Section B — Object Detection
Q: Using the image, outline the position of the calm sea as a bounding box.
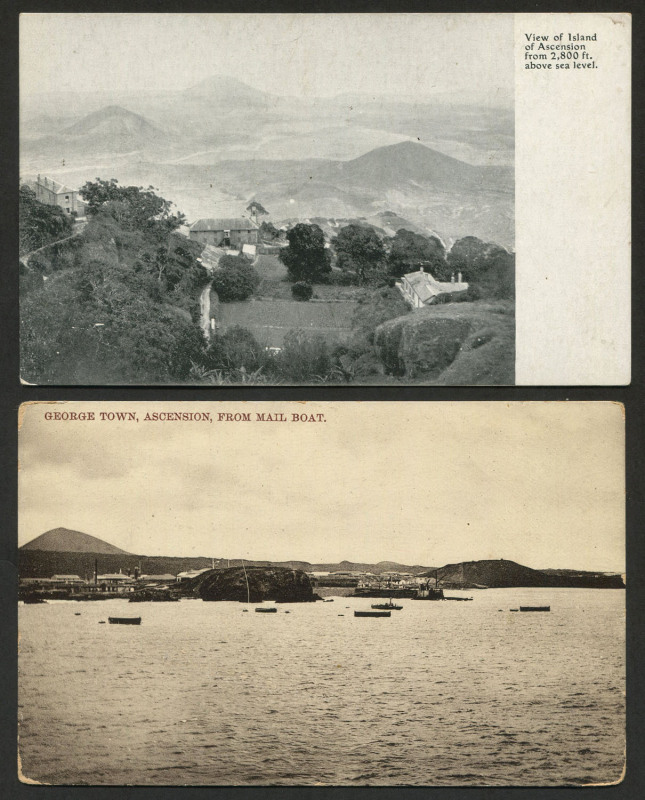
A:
[18,588,625,786]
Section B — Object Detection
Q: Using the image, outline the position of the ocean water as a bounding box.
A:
[18,588,625,786]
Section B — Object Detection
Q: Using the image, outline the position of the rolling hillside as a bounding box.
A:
[20,76,514,247]
[427,559,625,589]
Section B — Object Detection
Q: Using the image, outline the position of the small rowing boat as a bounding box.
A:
[108,616,142,625]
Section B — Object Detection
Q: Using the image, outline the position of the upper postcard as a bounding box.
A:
[19,13,631,385]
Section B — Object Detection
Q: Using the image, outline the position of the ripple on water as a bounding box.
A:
[18,590,625,786]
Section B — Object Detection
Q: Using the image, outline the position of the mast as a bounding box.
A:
[241,558,250,604]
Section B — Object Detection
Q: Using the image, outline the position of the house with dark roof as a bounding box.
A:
[189,217,259,248]
[396,267,468,309]
[34,175,86,217]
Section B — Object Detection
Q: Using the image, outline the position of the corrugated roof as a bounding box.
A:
[190,217,258,232]
[198,244,226,271]
[403,270,468,303]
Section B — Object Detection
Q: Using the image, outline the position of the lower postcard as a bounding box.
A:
[17,401,625,786]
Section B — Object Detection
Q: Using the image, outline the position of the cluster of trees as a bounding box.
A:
[276,221,514,301]
[19,186,73,256]
[21,180,209,383]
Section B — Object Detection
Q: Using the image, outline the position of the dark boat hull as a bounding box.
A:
[371,604,403,610]
[108,617,142,625]
[354,610,391,618]
[519,606,550,612]
[255,607,278,613]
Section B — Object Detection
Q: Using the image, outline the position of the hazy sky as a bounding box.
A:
[20,13,513,99]
[19,402,624,572]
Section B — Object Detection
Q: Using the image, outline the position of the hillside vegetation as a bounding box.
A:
[20,181,209,384]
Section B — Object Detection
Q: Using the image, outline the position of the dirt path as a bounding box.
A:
[20,221,86,271]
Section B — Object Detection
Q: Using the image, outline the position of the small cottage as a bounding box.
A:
[397,267,468,308]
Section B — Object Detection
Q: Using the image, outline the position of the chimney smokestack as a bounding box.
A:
[458,272,462,283]
[94,559,98,585]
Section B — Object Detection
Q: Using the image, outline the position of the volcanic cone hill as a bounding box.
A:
[180,566,319,603]
[21,528,131,554]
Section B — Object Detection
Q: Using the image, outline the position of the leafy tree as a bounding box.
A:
[259,221,281,241]
[291,281,313,301]
[332,224,385,282]
[211,255,260,301]
[447,237,515,299]
[246,200,269,217]
[387,229,447,279]
[19,186,72,255]
[279,223,331,283]
[79,179,185,234]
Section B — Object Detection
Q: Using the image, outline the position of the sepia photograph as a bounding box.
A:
[19,14,517,385]
[18,401,625,785]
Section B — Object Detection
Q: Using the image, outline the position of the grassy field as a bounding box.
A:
[254,254,365,302]
[217,298,357,348]
[211,253,361,347]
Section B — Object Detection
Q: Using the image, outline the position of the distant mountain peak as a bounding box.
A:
[64,105,162,136]
[21,528,131,555]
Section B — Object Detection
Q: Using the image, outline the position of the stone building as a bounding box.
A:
[189,217,259,248]
[34,175,86,217]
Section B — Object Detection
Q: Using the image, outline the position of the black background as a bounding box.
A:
[1,1,642,798]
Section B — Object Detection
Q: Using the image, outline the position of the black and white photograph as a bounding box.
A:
[18,401,625,786]
[19,14,516,385]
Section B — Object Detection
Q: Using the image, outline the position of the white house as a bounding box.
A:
[397,267,468,309]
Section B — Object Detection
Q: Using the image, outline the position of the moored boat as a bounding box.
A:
[354,610,391,618]
[255,607,277,613]
[371,601,403,610]
[519,606,550,612]
[108,616,142,625]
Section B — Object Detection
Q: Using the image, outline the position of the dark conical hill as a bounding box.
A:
[21,528,131,555]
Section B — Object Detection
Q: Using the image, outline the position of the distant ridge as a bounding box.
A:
[21,528,131,555]
[423,559,625,589]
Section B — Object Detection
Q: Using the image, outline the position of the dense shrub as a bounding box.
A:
[433,285,483,304]
[291,281,313,301]
[320,270,359,287]
[205,326,265,372]
[271,331,332,382]
[211,255,260,301]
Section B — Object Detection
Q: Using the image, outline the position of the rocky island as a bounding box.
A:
[179,565,320,603]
